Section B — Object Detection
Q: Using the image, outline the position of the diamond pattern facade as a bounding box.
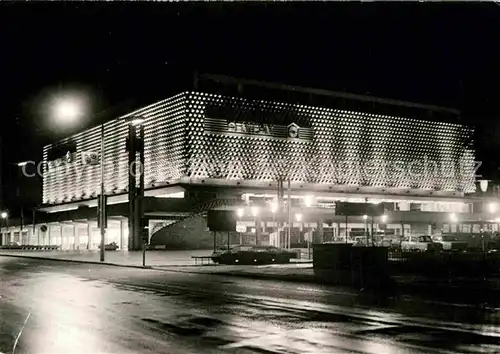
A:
[42,91,475,205]
[186,92,475,192]
[43,93,189,204]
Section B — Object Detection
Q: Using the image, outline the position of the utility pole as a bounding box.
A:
[99,123,106,262]
[277,178,284,248]
[139,123,146,266]
[127,123,137,251]
[287,177,292,249]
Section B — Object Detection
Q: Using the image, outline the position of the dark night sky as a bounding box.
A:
[0,2,499,211]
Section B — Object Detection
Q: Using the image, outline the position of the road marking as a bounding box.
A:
[12,312,31,354]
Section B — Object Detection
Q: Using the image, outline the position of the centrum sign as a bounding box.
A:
[228,121,271,135]
[204,117,313,140]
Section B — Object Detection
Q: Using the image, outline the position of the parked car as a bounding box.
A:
[212,245,296,265]
[432,235,467,252]
[98,242,119,251]
[401,235,442,252]
[374,238,395,248]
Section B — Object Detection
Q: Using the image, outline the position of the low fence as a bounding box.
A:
[313,244,390,288]
[389,249,500,278]
[0,245,60,251]
[291,248,313,260]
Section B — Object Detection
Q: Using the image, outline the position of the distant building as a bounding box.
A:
[0,75,496,249]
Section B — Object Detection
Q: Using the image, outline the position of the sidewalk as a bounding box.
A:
[0,249,311,268]
[0,249,213,267]
[159,262,316,282]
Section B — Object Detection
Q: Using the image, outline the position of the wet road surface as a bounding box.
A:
[1,256,500,353]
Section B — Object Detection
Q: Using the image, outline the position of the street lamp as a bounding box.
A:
[251,206,260,245]
[363,214,368,244]
[304,195,313,208]
[51,96,107,260]
[270,202,278,246]
[380,214,388,244]
[1,211,8,242]
[53,97,83,123]
[237,208,244,244]
[13,161,30,236]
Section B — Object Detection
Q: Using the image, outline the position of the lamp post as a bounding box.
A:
[51,95,147,261]
[363,214,368,245]
[303,195,311,245]
[270,201,277,246]
[251,206,259,245]
[380,214,388,247]
[488,202,498,234]
[50,96,114,258]
[295,213,303,257]
[99,123,106,262]
[15,161,29,241]
[1,211,8,244]
[237,208,244,245]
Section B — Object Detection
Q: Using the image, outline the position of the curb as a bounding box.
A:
[0,253,151,270]
[0,252,318,283]
[0,253,200,270]
[155,268,319,284]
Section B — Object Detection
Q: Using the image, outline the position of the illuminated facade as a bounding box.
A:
[42,91,475,205]
[3,83,493,250]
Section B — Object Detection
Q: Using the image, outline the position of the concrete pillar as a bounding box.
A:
[314,219,324,244]
[74,225,79,250]
[120,219,127,250]
[60,225,64,249]
[428,224,432,236]
[48,226,53,246]
[87,222,92,250]
[255,216,261,245]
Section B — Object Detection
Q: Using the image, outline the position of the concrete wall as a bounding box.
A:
[150,216,214,249]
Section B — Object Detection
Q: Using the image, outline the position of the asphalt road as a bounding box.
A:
[1,257,500,354]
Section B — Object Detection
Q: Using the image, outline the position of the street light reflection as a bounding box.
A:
[14,274,119,354]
